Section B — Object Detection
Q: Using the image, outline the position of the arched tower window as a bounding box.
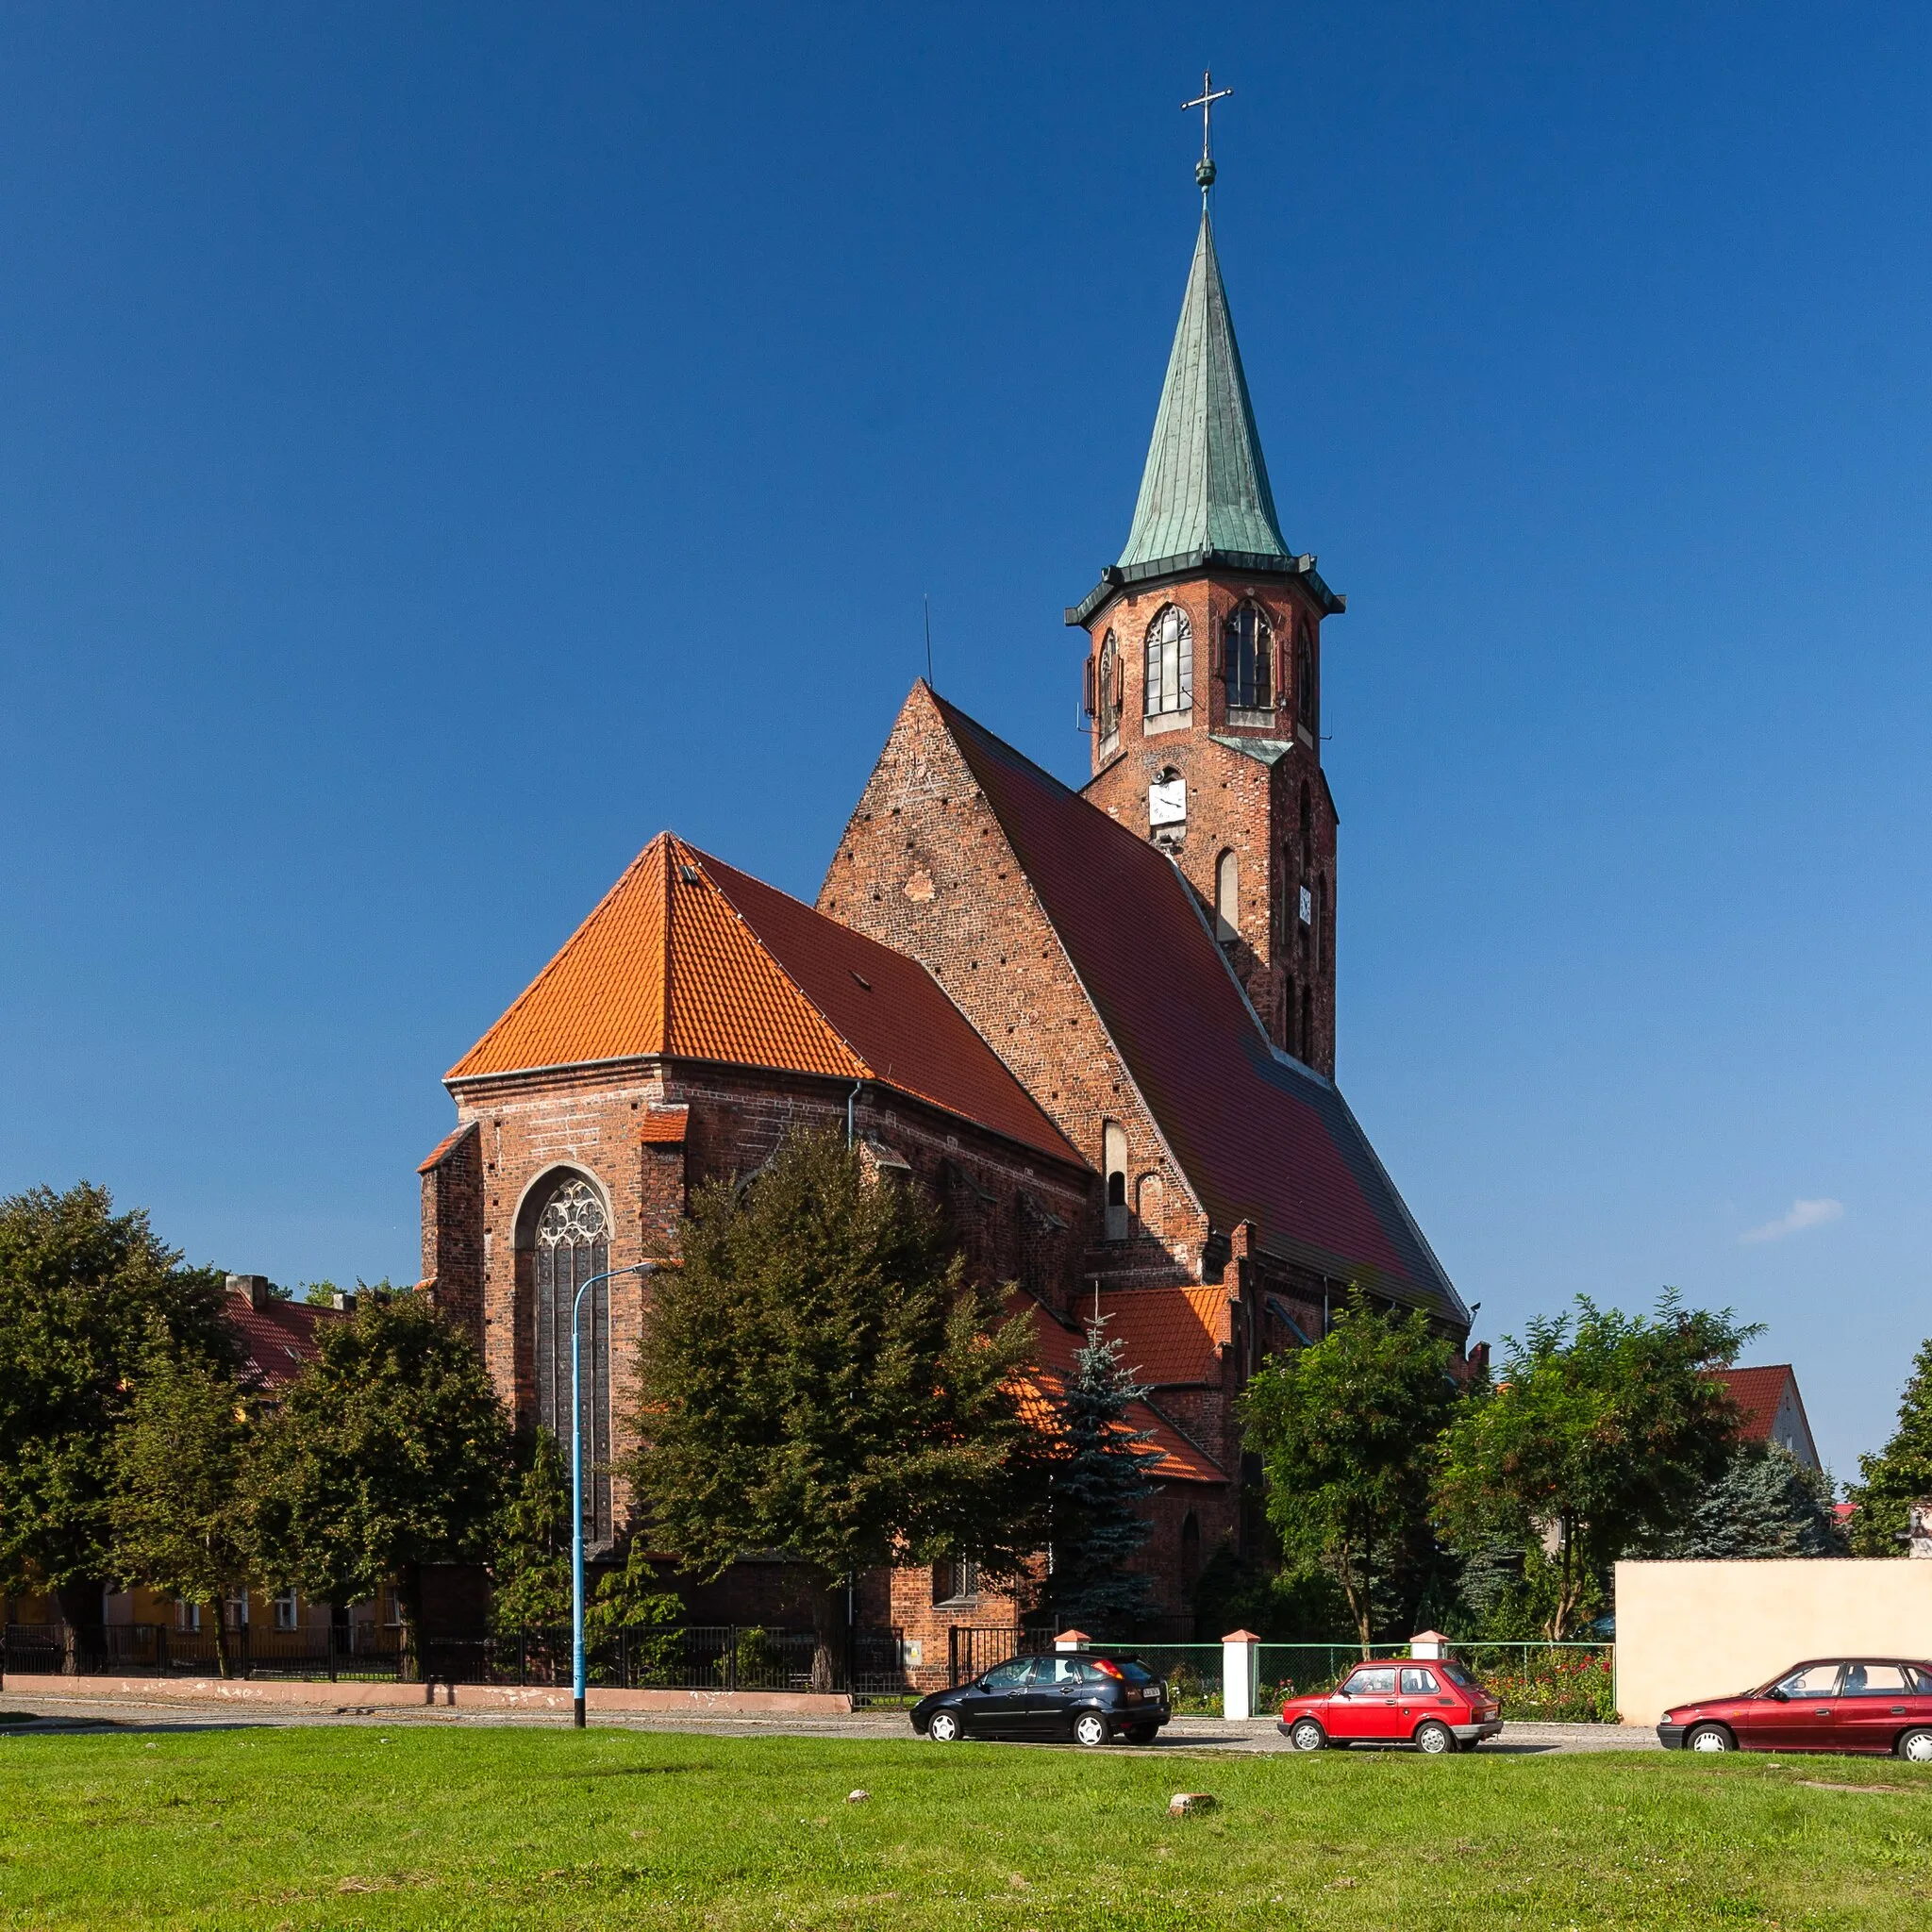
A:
[1103,1121,1128,1241]
[529,1172,613,1550]
[1295,621,1318,737]
[1223,604,1272,711]
[1096,631,1120,739]
[1137,1172,1165,1237]
[1143,605,1193,717]
[1215,849,1240,941]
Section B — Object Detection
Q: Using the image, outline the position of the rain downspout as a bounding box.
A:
[846,1079,862,1148]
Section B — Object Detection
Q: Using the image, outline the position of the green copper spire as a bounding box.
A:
[1115,210,1291,572]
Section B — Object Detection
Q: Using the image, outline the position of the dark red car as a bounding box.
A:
[1657,1657,1932,1759]
[1277,1657,1503,1755]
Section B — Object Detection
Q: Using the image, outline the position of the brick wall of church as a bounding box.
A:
[1078,574,1339,1076]
[816,687,1212,1301]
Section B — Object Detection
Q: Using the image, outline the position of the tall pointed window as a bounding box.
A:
[1295,621,1318,737]
[530,1173,613,1550]
[1215,849,1240,941]
[1103,1121,1128,1241]
[1097,630,1120,740]
[1224,604,1272,711]
[1143,605,1192,717]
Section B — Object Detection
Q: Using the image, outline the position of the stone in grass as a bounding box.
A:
[1167,1792,1218,1816]
[846,1790,870,1804]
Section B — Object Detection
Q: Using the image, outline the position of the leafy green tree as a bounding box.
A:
[1845,1337,1932,1556]
[108,1345,258,1674]
[1650,1443,1843,1559]
[251,1291,512,1641]
[587,1539,685,1683]
[1242,1291,1461,1655]
[1435,1292,1755,1638]
[489,1427,571,1634]
[1047,1320,1160,1630]
[0,1182,231,1623]
[629,1130,1043,1642]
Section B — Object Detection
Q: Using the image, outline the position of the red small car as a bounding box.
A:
[1278,1657,1503,1755]
[1658,1657,1932,1759]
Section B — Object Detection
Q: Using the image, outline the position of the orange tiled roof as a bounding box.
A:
[1706,1364,1799,1444]
[448,834,1078,1165]
[1097,1285,1231,1386]
[1010,1299,1224,1485]
[225,1290,345,1394]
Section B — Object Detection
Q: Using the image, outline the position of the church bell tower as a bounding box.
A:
[1071,116,1344,1075]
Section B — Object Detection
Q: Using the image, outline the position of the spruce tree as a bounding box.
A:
[489,1427,571,1634]
[1651,1443,1843,1559]
[1846,1337,1932,1556]
[1047,1320,1160,1631]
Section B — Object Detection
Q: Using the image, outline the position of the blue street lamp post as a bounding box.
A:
[572,1259,653,1729]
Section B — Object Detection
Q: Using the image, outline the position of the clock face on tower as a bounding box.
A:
[1149,775,1187,827]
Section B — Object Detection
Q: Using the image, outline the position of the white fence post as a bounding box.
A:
[1221,1628,1260,1721]
[1409,1628,1447,1659]
[1055,1628,1091,1653]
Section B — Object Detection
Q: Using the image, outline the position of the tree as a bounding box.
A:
[251,1291,512,1641]
[0,1182,231,1623]
[1047,1320,1161,1630]
[489,1427,571,1634]
[1844,1337,1932,1556]
[108,1345,258,1674]
[1242,1291,1461,1655]
[1650,1443,1843,1559]
[628,1130,1043,1645]
[1434,1291,1755,1639]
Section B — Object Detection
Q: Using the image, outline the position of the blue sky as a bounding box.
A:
[3,3,1928,1476]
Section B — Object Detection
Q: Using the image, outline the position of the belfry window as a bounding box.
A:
[1143,605,1192,717]
[1295,622,1318,737]
[1215,849,1240,940]
[531,1173,613,1550]
[1096,631,1120,739]
[1224,605,1272,711]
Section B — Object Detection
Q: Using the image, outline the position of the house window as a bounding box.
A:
[1143,605,1192,717]
[273,1589,299,1632]
[1103,1121,1128,1241]
[1224,605,1272,710]
[1215,850,1240,940]
[175,1600,201,1633]
[933,1555,979,1606]
[529,1172,613,1551]
[1295,622,1317,736]
[1096,631,1120,739]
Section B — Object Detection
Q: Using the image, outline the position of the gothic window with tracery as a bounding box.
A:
[1097,631,1121,739]
[531,1173,613,1550]
[1143,605,1192,717]
[1295,622,1318,736]
[1224,604,1272,710]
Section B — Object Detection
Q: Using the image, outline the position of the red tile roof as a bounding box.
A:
[225,1290,344,1393]
[449,833,1078,1166]
[928,692,1463,1321]
[639,1105,690,1144]
[1707,1365,1804,1445]
[1098,1286,1231,1386]
[1011,1299,1224,1484]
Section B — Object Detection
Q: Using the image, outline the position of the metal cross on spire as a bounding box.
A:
[1182,69,1234,193]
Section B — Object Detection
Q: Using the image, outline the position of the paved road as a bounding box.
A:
[0,1691,1657,1754]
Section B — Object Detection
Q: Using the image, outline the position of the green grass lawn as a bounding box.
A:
[1,1724,1928,1929]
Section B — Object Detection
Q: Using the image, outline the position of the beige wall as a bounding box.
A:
[1615,1559,1932,1725]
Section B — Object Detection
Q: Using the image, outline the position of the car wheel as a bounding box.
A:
[927,1710,960,1743]
[1072,1711,1110,1748]
[1124,1724,1158,1744]
[1686,1724,1735,1754]
[1897,1728,1932,1764]
[1414,1721,1454,1757]
[1287,1717,1326,1752]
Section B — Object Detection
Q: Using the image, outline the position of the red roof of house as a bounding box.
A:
[448,832,1078,1166]
[225,1290,343,1392]
[1011,1300,1224,1484]
[928,691,1463,1321]
[1097,1286,1231,1386]
[1707,1365,1811,1446]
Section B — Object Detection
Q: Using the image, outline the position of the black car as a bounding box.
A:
[910,1650,1172,1746]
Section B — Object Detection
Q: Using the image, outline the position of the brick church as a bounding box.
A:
[417,188,1470,1670]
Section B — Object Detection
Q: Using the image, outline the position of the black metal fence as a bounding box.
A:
[3,1622,907,1696]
